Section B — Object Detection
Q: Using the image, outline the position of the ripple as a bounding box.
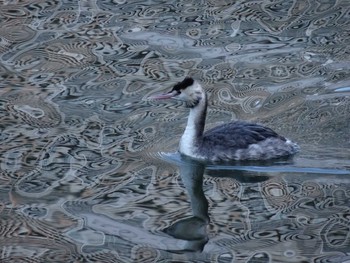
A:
[1,0,350,262]
[334,87,350,92]
[5,93,62,128]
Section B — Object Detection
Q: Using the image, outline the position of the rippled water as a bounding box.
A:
[1,0,350,262]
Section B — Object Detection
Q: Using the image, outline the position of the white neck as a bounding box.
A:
[179,92,207,158]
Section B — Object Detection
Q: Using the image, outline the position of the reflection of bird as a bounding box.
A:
[151,77,299,161]
[163,157,209,252]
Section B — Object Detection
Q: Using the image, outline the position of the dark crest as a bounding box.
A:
[172,77,194,92]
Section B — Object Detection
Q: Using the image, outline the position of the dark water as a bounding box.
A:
[1,0,350,262]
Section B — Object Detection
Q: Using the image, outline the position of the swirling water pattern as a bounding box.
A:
[0,0,350,262]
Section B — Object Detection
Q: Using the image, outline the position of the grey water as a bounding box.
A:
[0,0,350,262]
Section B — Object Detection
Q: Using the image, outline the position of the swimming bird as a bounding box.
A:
[151,77,299,162]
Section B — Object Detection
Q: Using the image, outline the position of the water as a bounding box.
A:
[0,0,350,262]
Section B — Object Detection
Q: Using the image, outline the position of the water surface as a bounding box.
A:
[0,0,350,262]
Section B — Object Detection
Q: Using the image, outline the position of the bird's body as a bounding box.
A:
[151,77,299,162]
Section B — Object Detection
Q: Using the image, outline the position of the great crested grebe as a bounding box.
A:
[151,77,299,162]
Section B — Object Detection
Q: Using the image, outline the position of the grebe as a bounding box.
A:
[151,77,299,162]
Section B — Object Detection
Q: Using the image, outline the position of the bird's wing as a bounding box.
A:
[203,121,285,149]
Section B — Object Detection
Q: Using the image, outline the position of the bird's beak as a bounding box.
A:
[149,90,178,100]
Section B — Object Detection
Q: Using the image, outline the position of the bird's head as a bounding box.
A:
[150,77,205,108]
